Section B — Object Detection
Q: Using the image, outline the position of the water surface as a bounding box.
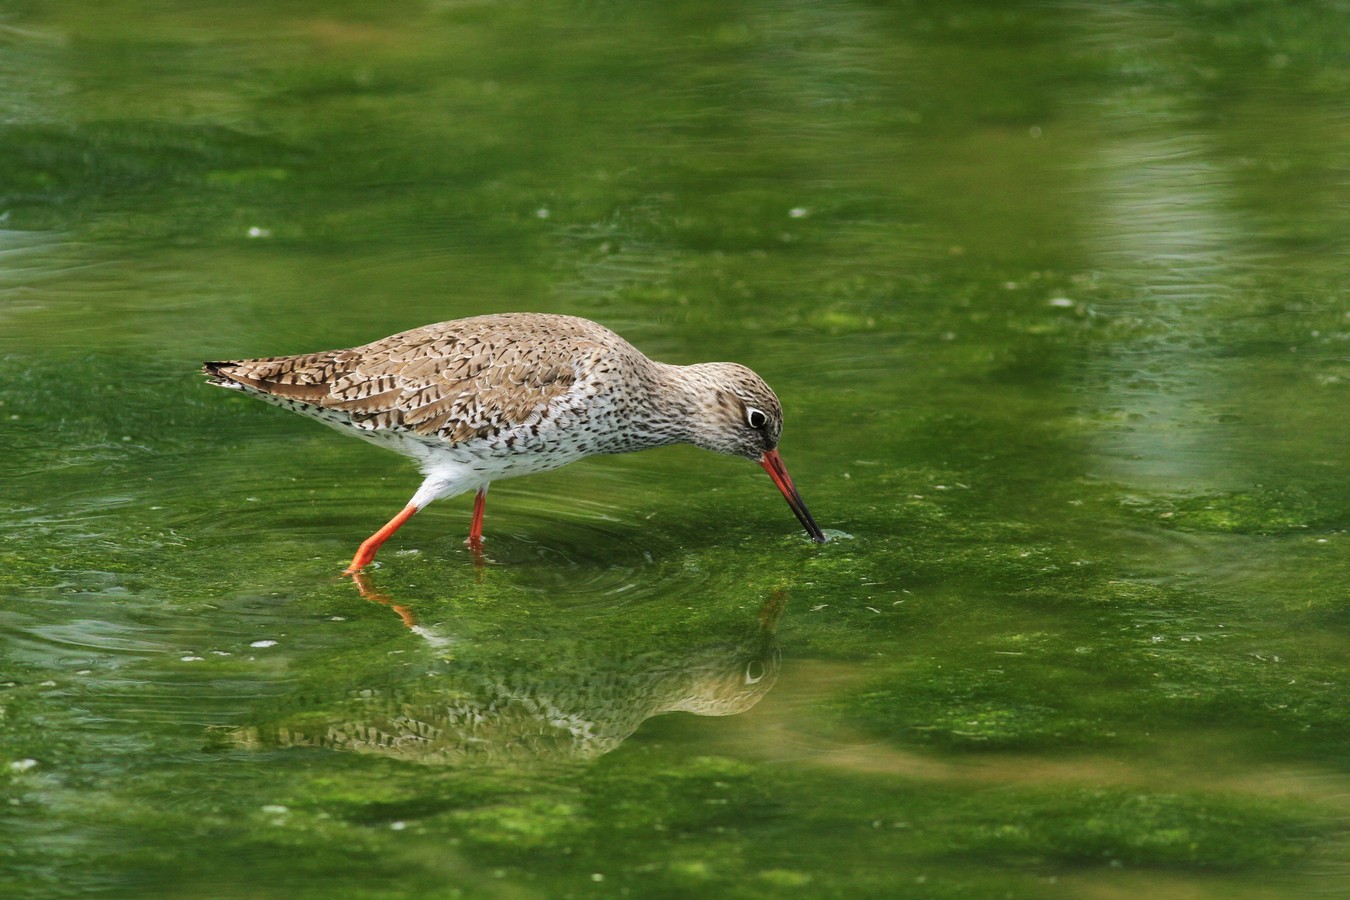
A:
[2,2,1348,897]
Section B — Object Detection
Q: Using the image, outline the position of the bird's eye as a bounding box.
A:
[746,407,768,429]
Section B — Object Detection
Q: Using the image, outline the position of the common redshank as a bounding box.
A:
[204,312,826,572]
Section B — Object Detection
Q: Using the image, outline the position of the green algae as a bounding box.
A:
[1124,488,1349,535]
[3,0,1350,897]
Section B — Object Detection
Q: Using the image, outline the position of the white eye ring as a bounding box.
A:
[746,407,768,429]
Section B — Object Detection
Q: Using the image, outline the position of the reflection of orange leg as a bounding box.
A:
[347,570,417,629]
[344,503,419,575]
[758,589,788,631]
[466,486,488,556]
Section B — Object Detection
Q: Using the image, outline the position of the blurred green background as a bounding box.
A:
[2,2,1347,897]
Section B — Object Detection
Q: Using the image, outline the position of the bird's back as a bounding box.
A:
[208,313,630,432]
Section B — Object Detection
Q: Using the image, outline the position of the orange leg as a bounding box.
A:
[466,486,488,554]
[344,503,420,574]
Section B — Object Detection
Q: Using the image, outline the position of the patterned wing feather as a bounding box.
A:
[204,318,586,443]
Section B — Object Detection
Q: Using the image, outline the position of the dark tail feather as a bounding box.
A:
[203,361,246,389]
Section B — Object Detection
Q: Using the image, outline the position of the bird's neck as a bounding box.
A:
[642,361,730,450]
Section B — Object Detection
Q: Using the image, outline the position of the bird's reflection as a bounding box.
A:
[220,579,784,765]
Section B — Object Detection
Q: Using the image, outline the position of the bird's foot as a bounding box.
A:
[464,536,487,576]
[344,545,379,575]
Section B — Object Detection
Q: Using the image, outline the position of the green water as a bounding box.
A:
[3,1,1348,896]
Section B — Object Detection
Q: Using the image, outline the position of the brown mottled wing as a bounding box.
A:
[204,320,581,443]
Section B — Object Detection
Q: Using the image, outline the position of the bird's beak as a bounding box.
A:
[759,449,828,544]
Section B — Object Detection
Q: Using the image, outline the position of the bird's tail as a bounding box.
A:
[202,361,247,390]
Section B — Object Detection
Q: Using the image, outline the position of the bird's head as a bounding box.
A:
[679,363,827,544]
[681,363,784,461]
